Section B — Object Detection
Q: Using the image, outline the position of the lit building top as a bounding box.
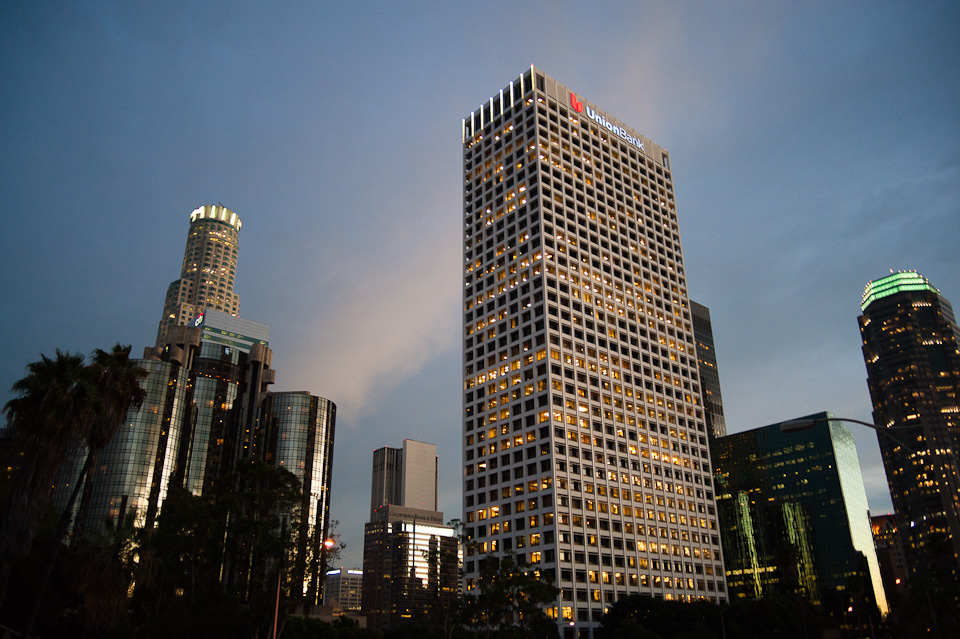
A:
[861,271,938,311]
[190,204,242,231]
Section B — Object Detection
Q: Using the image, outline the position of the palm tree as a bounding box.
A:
[71,344,147,539]
[0,349,95,605]
[0,345,147,617]
[23,345,147,633]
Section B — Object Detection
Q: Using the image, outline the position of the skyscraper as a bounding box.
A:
[712,412,887,618]
[260,391,337,605]
[370,440,438,518]
[691,301,726,438]
[56,209,337,611]
[461,67,726,637]
[362,440,458,632]
[858,271,960,594]
[156,204,241,346]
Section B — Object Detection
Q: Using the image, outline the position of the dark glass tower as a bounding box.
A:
[691,301,726,438]
[858,271,960,595]
[712,412,887,618]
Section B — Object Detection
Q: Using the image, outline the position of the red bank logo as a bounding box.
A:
[570,92,645,151]
[570,92,584,113]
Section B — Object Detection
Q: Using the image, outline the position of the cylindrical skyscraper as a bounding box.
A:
[156,205,241,346]
[859,271,960,599]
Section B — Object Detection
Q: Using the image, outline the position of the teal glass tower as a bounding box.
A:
[712,412,887,619]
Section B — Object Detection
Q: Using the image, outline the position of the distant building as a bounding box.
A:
[691,301,726,438]
[362,506,459,632]
[871,514,907,602]
[712,412,887,618]
[362,441,458,632]
[858,271,960,594]
[370,440,438,518]
[324,567,363,611]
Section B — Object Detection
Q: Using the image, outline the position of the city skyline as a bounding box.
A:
[2,2,959,569]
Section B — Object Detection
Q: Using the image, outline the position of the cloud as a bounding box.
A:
[281,193,462,421]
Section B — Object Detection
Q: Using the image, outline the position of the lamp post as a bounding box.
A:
[779,415,914,451]
[319,537,336,605]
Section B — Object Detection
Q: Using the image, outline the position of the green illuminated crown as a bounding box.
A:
[861,271,938,311]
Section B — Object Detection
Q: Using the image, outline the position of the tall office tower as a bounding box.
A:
[156,205,241,346]
[370,439,438,518]
[858,271,960,594]
[259,391,337,605]
[691,301,726,438]
[461,67,726,637]
[362,441,458,632]
[713,413,887,620]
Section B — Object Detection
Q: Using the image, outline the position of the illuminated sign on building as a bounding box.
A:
[570,92,645,151]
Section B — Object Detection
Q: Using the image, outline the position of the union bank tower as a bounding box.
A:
[461,66,727,636]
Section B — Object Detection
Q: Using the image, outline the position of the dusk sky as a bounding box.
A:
[2,1,958,569]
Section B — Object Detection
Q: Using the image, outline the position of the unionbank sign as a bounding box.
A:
[570,93,644,151]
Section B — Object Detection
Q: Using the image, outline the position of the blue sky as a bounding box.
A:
[2,1,958,569]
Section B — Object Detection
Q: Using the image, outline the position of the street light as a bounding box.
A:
[779,415,913,449]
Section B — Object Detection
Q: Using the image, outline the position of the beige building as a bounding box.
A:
[156,204,241,346]
[461,66,727,637]
[369,439,438,518]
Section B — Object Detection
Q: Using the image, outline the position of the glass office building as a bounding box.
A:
[260,391,337,605]
[691,301,726,438]
[712,412,887,617]
[859,271,960,596]
[362,506,459,632]
[462,67,726,637]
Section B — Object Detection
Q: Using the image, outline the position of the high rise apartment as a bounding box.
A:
[691,301,726,438]
[156,204,241,346]
[858,271,960,595]
[712,412,887,618]
[461,67,726,637]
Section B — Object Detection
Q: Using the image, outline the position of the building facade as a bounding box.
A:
[260,391,337,605]
[324,567,364,611]
[691,301,726,438]
[156,204,241,346]
[370,440,438,518]
[362,440,458,632]
[712,412,887,618]
[58,311,276,539]
[461,67,726,637]
[871,514,907,604]
[858,271,960,594]
[362,506,459,632]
